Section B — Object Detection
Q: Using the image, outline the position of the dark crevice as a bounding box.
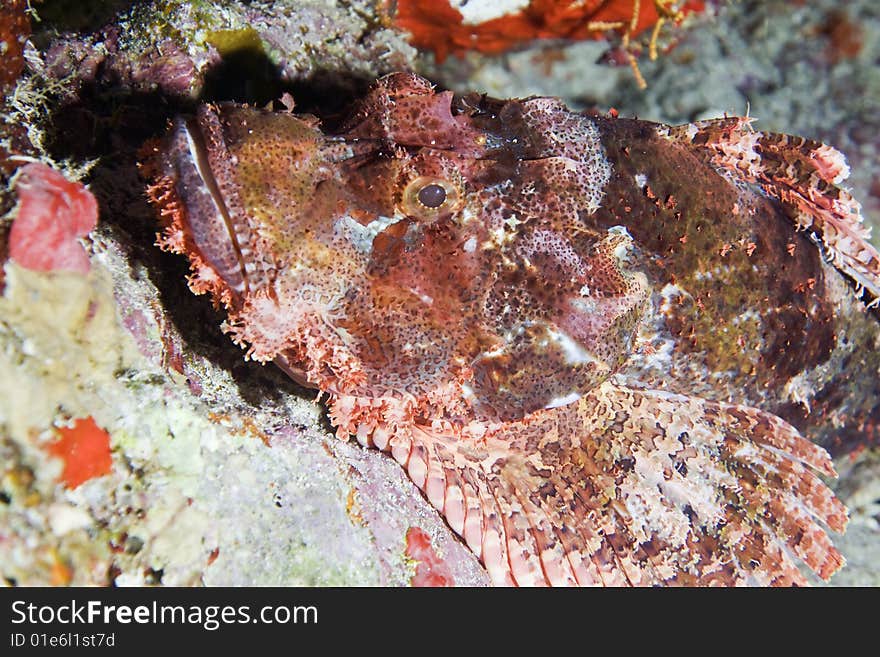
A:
[36,46,371,409]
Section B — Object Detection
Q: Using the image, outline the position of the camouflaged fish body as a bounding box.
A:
[147,73,880,586]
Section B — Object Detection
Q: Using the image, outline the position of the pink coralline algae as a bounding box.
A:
[9,163,97,274]
[147,73,880,586]
[405,527,455,587]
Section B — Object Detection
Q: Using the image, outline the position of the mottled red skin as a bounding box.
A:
[334,81,880,454]
[147,73,879,585]
[586,118,879,455]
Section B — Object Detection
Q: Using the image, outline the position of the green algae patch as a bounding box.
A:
[205,26,265,56]
[282,543,380,586]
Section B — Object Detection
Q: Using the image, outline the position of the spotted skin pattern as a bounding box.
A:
[146,73,880,586]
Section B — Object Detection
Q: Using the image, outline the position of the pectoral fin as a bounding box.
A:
[346,381,847,586]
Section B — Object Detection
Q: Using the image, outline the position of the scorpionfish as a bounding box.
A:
[147,72,880,586]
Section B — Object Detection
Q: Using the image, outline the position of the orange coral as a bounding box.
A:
[47,417,113,489]
[390,0,705,62]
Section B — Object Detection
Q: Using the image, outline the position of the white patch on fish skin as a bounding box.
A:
[546,327,602,367]
[336,214,402,254]
[544,391,582,409]
[783,371,814,415]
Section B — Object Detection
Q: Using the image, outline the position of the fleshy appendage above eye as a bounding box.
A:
[400,175,463,218]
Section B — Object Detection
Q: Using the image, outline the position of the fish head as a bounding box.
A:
[149,74,649,421]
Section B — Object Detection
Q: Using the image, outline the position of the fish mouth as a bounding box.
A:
[162,107,251,299]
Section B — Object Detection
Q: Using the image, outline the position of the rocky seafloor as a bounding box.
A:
[1,0,878,586]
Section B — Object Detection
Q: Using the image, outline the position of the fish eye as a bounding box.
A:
[401,176,462,217]
[417,183,447,208]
